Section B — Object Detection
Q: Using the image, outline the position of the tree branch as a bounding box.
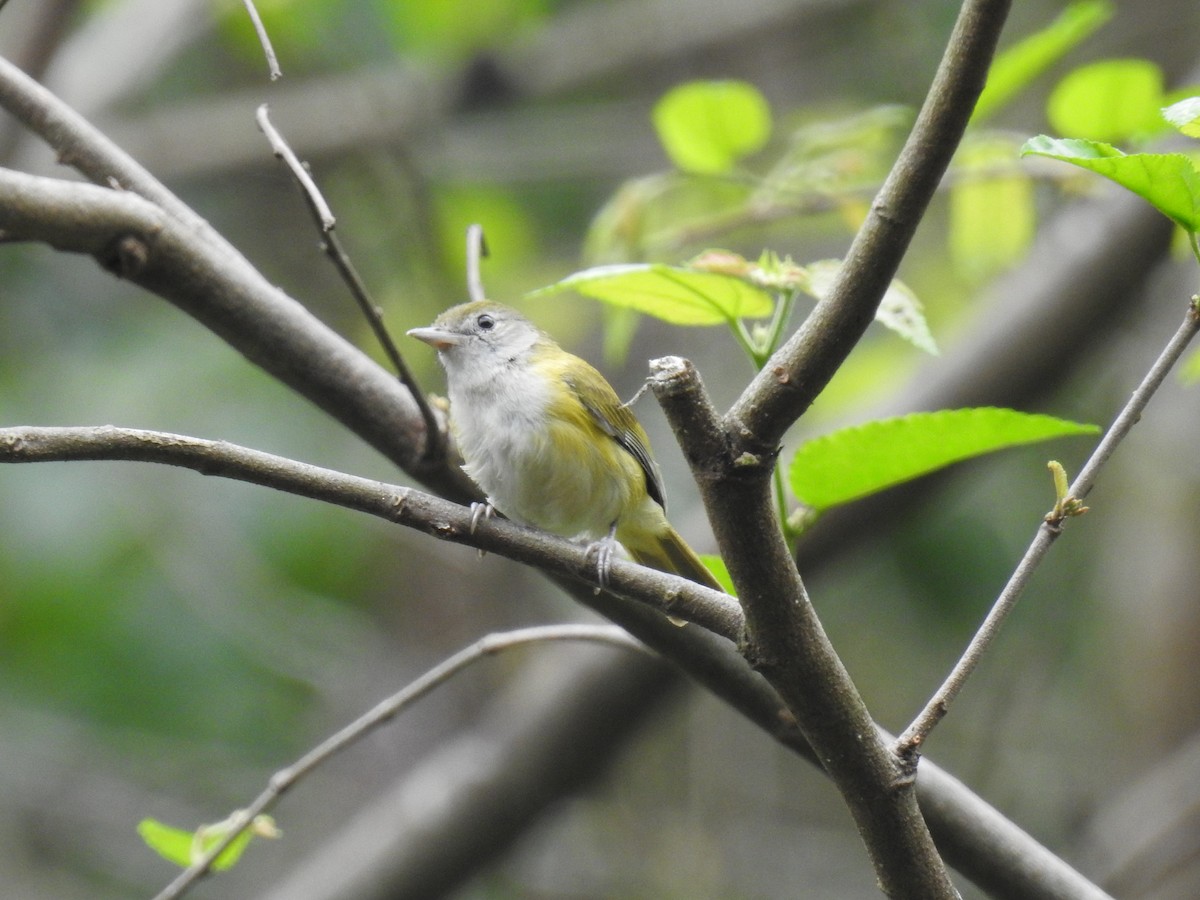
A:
[154,624,647,900]
[654,357,961,897]
[254,103,444,460]
[250,634,685,900]
[729,0,1012,449]
[0,164,469,495]
[896,298,1200,756]
[0,53,467,490]
[0,425,744,638]
[0,423,1113,899]
[653,1,1013,896]
[0,52,207,232]
[241,0,282,81]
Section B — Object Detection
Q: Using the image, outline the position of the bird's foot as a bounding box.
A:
[584,526,620,594]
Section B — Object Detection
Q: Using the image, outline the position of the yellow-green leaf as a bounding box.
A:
[1022,136,1200,231]
[138,819,196,870]
[138,815,275,872]
[531,264,773,325]
[973,0,1114,125]
[653,80,772,175]
[789,408,1098,512]
[949,138,1035,279]
[1046,59,1165,142]
[1163,96,1200,139]
[800,260,937,355]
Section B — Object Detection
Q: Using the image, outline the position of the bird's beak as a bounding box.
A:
[406,325,462,351]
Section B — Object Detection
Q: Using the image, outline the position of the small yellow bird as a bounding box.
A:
[408,301,722,601]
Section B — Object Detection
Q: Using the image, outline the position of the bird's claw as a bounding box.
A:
[585,526,620,594]
[469,501,495,534]
[469,501,496,560]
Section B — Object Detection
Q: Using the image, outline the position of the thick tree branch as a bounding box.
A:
[0,164,467,495]
[655,358,959,898]
[729,0,1011,449]
[652,1,1012,896]
[0,52,207,232]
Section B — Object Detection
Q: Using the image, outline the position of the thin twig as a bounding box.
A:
[241,0,282,80]
[255,104,333,228]
[151,624,647,900]
[254,104,445,460]
[466,223,488,302]
[0,55,211,235]
[895,299,1200,758]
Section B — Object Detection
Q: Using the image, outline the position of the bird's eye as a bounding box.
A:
[476,314,495,330]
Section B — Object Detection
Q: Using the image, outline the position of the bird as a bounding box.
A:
[407,300,723,609]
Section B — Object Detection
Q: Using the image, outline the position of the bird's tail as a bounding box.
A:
[627,524,725,613]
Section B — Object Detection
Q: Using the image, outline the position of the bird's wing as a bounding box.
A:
[572,377,667,513]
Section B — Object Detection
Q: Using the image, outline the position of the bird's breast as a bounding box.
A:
[448,367,640,539]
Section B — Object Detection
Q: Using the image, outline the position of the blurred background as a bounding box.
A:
[3,0,1200,897]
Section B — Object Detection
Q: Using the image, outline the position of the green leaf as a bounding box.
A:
[1163,96,1200,138]
[789,408,1099,512]
[138,819,196,870]
[138,815,275,872]
[1021,136,1200,230]
[754,105,910,207]
[653,80,772,175]
[800,260,938,354]
[582,175,664,265]
[1046,59,1165,142]
[973,0,1114,124]
[531,264,773,325]
[949,137,1035,279]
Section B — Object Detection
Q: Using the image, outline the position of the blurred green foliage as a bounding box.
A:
[652,80,772,175]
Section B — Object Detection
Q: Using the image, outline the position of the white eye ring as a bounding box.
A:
[477,314,495,330]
